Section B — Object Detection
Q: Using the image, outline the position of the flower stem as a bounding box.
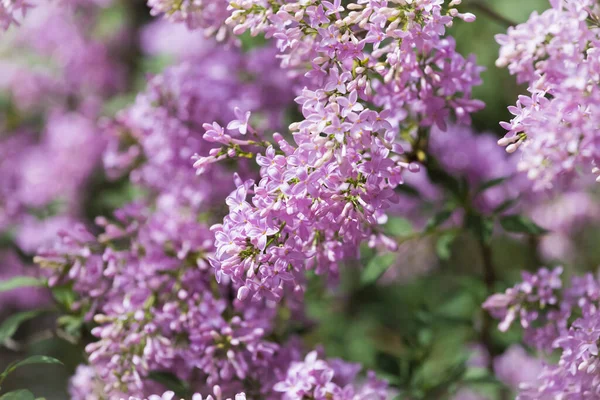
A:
[478,238,511,400]
[468,1,518,27]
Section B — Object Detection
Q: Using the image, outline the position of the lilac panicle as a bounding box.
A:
[483,266,565,350]
[486,268,600,398]
[497,0,600,189]
[193,0,484,302]
[274,351,388,400]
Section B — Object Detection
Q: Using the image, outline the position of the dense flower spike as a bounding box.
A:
[104,44,292,210]
[497,0,600,189]
[483,266,565,350]
[38,202,296,397]
[274,351,388,400]
[127,390,246,400]
[485,268,600,398]
[193,0,483,301]
[147,0,230,39]
[12,0,600,399]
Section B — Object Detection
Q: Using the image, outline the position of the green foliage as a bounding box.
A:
[425,210,453,233]
[0,278,45,294]
[360,253,397,286]
[384,217,414,237]
[465,213,495,244]
[436,231,458,261]
[475,177,508,195]
[0,356,62,390]
[0,390,35,400]
[500,215,549,235]
[0,311,45,344]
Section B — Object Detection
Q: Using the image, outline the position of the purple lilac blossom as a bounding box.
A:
[486,268,600,398]
[496,0,600,189]
[273,351,388,400]
[493,345,543,390]
[1,0,125,113]
[518,305,600,399]
[193,0,483,302]
[483,266,565,351]
[103,42,292,211]
[147,0,230,40]
[127,389,246,400]
[37,203,298,398]
[529,190,600,262]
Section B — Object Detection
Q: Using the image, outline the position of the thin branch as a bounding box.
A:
[478,239,510,400]
[469,1,519,28]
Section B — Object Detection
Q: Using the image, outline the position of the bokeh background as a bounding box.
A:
[1,0,596,399]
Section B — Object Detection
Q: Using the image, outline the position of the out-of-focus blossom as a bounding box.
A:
[494,345,543,389]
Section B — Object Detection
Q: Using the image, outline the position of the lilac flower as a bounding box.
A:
[493,345,543,389]
[69,365,106,400]
[496,0,600,189]
[518,306,600,399]
[39,202,291,397]
[188,0,484,301]
[146,0,230,40]
[227,108,252,135]
[274,351,388,400]
[0,0,33,30]
[127,389,246,400]
[483,267,565,350]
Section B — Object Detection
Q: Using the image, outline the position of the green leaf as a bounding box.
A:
[475,177,507,195]
[0,277,45,293]
[0,356,62,388]
[493,198,519,214]
[0,310,44,344]
[425,210,453,233]
[239,31,268,52]
[500,215,549,235]
[9,356,62,370]
[462,367,503,385]
[360,253,397,286]
[436,231,458,261]
[51,285,77,309]
[56,315,84,338]
[385,217,413,237]
[0,390,35,400]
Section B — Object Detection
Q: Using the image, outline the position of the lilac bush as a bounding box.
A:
[1,1,600,399]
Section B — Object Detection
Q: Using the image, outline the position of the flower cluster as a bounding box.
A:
[496,0,600,189]
[147,0,230,39]
[104,42,292,211]
[0,0,126,317]
[29,12,393,398]
[273,351,388,400]
[191,0,483,301]
[37,200,300,398]
[127,389,246,400]
[529,190,600,262]
[483,266,565,350]
[485,267,600,398]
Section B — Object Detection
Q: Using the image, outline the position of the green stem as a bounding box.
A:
[468,1,518,27]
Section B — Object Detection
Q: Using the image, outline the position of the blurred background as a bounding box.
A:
[1,0,596,399]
